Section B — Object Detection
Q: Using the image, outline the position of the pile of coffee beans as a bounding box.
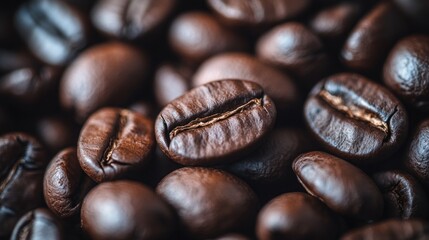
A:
[1,0,429,239]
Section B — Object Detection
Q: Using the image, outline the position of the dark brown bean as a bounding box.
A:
[154,63,192,107]
[44,147,94,218]
[155,79,276,166]
[156,167,258,239]
[10,208,63,240]
[78,108,154,182]
[405,119,429,188]
[304,73,408,164]
[293,151,383,220]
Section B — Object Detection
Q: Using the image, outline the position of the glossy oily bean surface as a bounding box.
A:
[156,167,258,239]
[405,119,429,187]
[293,151,383,220]
[15,0,89,65]
[169,12,245,64]
[10,208,63,240]
[78,108,154,182]
[60,42,147,122]
[206,0,310,27]
[384,35,429,112]
[373,170,429,219]
[304,73,408,164]
[92,0,176,40]
[155,80,276,166]
[256,22,332,87]
[193,53,299,115]
[44,147,94,218]
[257,192,339,240]
[0,133,47,237]
[341,219,429,240]
[81,180,176,240]
[341,2,408,71]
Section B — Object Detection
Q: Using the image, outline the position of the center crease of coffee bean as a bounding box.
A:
[169,98,262,139]
[318,90,389,134]
[100,111,128,166]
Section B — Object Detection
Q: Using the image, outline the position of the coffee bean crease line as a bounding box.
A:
[100,111,128,167]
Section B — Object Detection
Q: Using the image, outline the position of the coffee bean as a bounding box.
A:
[405,119,429,187]
[81,180,177,240]
[154,63,192,107]
[128,101,157,119]
[0,133,47,237]
[373,170,429,219]
[393,0,429,30]
[293,151,383,220]
[309,1,364,46]
[44,147,94,218]
[304,73,408,164]
[155,79,276,166]
[78,107,154,182]
[206,0,310,28]
[35,116,77,154]
[192,53,300,116]
[384,35,429,112]
[60,42,148,122]
[341,219,429,240]
[256,22,333,87]
[341,2,408,72]
[91,0,176,40]
[156,167,258,239]
[15,0,89,66]
[10,208,63,240]
[169,12,246,64]
[257,192,339,240]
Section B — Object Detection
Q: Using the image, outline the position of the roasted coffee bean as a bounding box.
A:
[373,170,429,219]
[193,53,300,116]
[91,0,176,40]
[223,128,308,184]
[44,147,94,218]
[393,0,429,30]
[155,80,276,166]
[60,42,148,122]
[256,22,333,87]
[304,73,408,164]
[81,180,176,240]
[128,101,156,119]
[78,107,154,183]
[341,219,429,240]
[384,35,429,112]
[15,0,89,66]
[10,208,63,240]
[156,167,258,239]
[341,2,408,72]
[154,63,192,107]
[206,0,310,28]
[35,116,77,154]
[0,133,47,237]
[309,1,364,46]
[257,192,339,240]
[293,151,383,220]
[169,12,246,64]
[405,119,429,187]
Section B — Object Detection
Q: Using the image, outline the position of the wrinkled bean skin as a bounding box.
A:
[91,0,176,40]
[373,170,429,219]
[384,35,429,112]
[341,2,408,72]
[156,167,258,239]
[257,192,339,240]
[293,151,383,220]
[78,108,154,183]
[15,0,89,66]
[206,0,310,28]
[155,80,276,166]
[44,147,94,218]
[304,73,408,164]
[405,119,429,187]
[10,208,63,240]
[0,133,47,237]
[341,219,429,240]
